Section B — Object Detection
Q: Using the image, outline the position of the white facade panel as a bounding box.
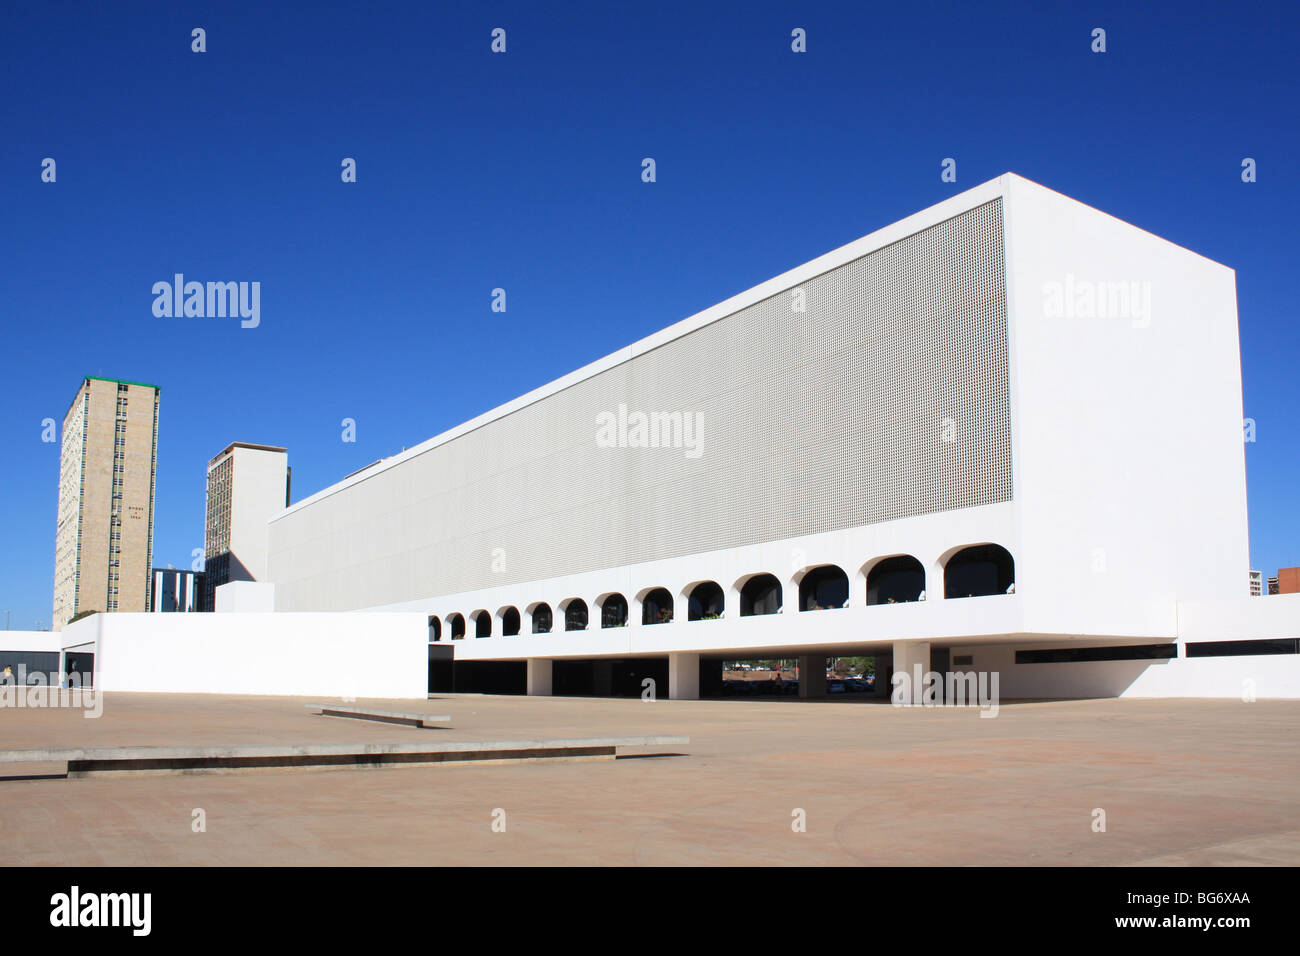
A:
[1001,176,1249,628]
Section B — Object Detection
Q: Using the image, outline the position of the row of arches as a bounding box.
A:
[429,544,1014,640]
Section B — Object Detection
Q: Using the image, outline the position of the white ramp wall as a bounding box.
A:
[964,595,1300,699]
[963,643,1300,700]
[77,612,427,698]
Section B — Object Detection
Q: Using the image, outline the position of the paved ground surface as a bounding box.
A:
[1,692,1297,865]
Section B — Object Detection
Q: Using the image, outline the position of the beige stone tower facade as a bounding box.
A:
[53,377,160,629]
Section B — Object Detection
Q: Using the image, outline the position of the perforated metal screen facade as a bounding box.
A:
[271,199,1012,610]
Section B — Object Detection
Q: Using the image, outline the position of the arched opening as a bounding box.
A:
[866,555,926,605]
[499,606,520,636]
[641,588,674,626]
[944,545,1015,599]
[739,574,782,617]
[448,613,466,640]
[600,593,628,628]
[428,615,441,641]
[686,581,724,621]
[530,603,552,634]
[562,599,589,631]
[471,609,491,638]
[799,565,849,612]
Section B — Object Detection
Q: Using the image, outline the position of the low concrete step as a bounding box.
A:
[306,703,451,728]
[0,736,690,778]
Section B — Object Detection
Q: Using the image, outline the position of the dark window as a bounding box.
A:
[473,610,491,638]
[1185,639,1298,658]
[564,600,589,631]
[867,556,925,605]
[600,594,628,628]
[1015,644,1175,664]
[944,545,1015,599]
[448,613,465,640]
[501,607,521,636]
[687,582,724,621]
[428,615,441,641]
[642,588,674,625]
[799,566,848,612]
[532,604,552,634]
[739,574,782,616]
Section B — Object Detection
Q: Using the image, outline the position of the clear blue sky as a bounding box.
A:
[2,1,1296,629]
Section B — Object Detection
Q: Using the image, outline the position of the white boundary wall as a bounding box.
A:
[60,612,427,698]
[962,596,1300,699]
[0,630,63,654]
[962,645,1300,700]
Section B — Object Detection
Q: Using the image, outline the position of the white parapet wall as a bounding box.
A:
[960,595,1300,700]
[60,612,428,698]
[961,643,1300,700]
[0,630,64,654]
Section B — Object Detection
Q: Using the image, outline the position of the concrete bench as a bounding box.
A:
[0,736,690,778]
[305,703,451,728]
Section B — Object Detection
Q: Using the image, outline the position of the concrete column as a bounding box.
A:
[892,640,931,705]
[668,652,699,700]
[928,560,945,601]
[526,658,552,696]
[874,655,892,698]
[798,655,826,699]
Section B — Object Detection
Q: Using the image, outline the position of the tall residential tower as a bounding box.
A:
[52,376,160,629]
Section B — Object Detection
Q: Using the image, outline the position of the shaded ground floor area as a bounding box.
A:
[433,647,964,700]
[433,635,1300,701]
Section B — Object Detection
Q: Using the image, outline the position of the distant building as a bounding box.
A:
[1279,567,1300,595]
[1249,569,1263,596]
[150,568,207,612]
[204,443,289,604]
[52,376,160,629]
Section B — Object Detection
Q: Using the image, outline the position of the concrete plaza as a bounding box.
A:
[1,693,1296,866]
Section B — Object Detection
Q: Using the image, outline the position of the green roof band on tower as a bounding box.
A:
[85,376,161,391]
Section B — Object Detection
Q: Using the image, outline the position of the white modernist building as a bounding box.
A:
[204,442,290,592]
[252,172,1298,701]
